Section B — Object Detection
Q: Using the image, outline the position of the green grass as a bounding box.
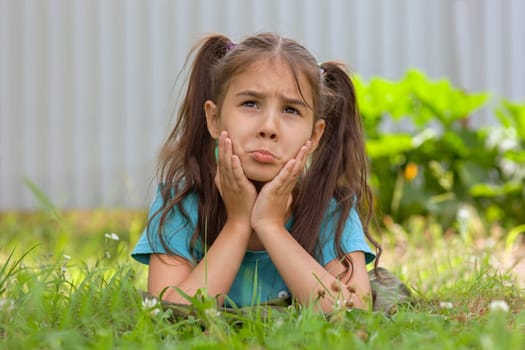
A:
[1,210,524,349]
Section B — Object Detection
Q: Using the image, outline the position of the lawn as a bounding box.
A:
[1,209,524,349]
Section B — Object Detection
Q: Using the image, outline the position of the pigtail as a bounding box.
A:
[293,61,381,273]
[320,62,367,201]
[153,34,233,259]
[321,62,381,270]
[159,34,231,185]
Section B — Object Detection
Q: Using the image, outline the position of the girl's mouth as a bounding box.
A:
[250,150,276,163]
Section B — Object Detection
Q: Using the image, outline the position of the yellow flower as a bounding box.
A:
[404,162,418,181]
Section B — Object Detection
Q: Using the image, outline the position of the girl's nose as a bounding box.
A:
[258,129,278,140]
[257,112,279,140]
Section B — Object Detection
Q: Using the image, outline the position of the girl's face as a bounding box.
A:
[205,58,325,183]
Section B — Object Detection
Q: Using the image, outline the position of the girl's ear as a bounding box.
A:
[204,100,220,138]
[309,119,326,153]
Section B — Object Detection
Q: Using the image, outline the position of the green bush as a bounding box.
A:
[355,70,525,230]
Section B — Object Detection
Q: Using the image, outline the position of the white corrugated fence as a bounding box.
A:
[1,0,524,209]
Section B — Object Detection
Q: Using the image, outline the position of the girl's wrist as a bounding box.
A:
[224,218,252,235]
[252,222,286,237]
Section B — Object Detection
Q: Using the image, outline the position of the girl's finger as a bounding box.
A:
[275,140,312,192]
[217,130,251,191]
[294,141,312,169]
[217,131,229,168]
[230,154,247,183]
[217,131,235,183]
[267,158,296,194]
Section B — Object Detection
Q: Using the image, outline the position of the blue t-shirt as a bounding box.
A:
[132,189,375,307]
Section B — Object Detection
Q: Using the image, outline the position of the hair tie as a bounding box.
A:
[226,42,237,52]
[319,65,326,76]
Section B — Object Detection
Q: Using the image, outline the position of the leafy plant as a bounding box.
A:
[354,70,524,230]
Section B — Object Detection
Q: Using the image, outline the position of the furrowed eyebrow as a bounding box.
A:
[236,90,308,108]
[236,90,264,99]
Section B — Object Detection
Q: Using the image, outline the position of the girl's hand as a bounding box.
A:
[251,141,312,234]
[215,131,257,229]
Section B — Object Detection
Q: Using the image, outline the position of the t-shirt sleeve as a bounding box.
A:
[131,188,199,265]
[318,200,376,266]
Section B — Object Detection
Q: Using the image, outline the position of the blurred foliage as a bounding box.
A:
[354,70,525,231]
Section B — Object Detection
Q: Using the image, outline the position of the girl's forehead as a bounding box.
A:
[228,58,313,96]
[232,57,286,76]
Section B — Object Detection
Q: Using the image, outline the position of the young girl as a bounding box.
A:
[132,32,382,313]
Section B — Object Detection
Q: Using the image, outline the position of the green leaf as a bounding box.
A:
[496,100,525,140]
[470,182,522,197]
[366,134,413,158]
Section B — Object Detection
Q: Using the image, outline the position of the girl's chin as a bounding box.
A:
[246,172,277,186]
[243,162,281,185]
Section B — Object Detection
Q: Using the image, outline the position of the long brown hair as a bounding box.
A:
[151,32,381,273]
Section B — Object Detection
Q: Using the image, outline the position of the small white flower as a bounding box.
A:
[63,254,71,260]
[457,207,470,221]
[142,297,160,315]
[334,298,353,310]
[488,300,509,313]
[277,290,290,298]
[104,232,120,241]
[142,297,158,309]
[204,307,221,318]
[439,301,454,309]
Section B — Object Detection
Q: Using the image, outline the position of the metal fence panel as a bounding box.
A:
[1,0,523,210]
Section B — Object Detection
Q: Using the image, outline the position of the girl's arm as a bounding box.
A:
[148,219,252,306]
[149,131,257,305]
[253,226,371,312]
[251,142,371,312]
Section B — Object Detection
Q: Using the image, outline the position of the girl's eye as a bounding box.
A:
[241,101,258,108]
[283,106,300,115]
